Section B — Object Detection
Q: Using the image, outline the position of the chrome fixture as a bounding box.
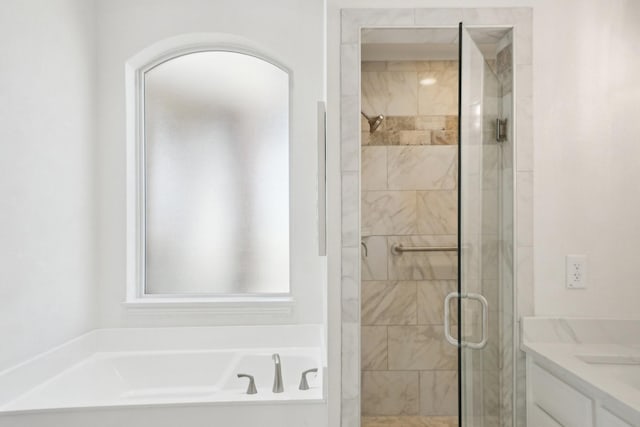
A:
[361,240,368,257]
[237,374,257,394]
[272,353,284,393]
[391,243,457,255]
[361,111,385,133]
[496,118,507,142]
[298,368,318,390]
[444,292,489,349]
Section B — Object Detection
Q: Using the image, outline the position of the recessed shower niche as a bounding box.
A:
[358,26,516,427]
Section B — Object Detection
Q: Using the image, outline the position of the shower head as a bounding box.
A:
[361,111,385,133]
[369,114,385,132]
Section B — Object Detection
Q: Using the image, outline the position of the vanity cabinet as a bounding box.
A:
[597,407,634,427]
[529,404,563,427]
[527,358,636,427]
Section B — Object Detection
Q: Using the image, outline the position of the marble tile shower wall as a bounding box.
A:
[360,60,459,417]
[497,36,515,427]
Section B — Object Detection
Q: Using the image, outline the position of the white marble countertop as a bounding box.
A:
[521,318,640,420]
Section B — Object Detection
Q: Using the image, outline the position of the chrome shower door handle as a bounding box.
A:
[464,293,489,350]
[444,292,460,347]
[443,292,489,350]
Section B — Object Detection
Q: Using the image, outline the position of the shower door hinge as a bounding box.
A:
[496,118,507,142]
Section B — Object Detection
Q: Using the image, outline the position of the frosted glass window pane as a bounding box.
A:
[144,51,289,295]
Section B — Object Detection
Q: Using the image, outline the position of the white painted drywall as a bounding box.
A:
[93,0,326,327]
[532,0,640,318]
[0,0,97,371]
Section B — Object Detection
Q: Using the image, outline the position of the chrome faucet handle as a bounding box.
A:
[298,368,318,390]
[272,353,284,393]
[237,374,257,394]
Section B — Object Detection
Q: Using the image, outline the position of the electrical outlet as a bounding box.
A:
[566,255,587,289]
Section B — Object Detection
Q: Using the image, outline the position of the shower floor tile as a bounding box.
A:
[362,416,458,427]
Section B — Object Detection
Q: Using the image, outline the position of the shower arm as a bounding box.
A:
[361,111,384,133]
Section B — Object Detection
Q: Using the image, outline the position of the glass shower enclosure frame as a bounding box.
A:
[447,23,515,427]
[346,14,522,426]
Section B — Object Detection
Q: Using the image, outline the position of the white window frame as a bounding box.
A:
[124,33,295,319]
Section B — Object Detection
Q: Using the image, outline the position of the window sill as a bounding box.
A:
[121,297,295,323]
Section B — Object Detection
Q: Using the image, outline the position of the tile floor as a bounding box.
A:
[362,416,458,427]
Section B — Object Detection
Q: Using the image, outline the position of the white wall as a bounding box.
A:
[94,0,326,327]
[533,0,640,318]
[0,0,97,371]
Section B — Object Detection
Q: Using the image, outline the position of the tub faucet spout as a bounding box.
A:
[272,353,284,393]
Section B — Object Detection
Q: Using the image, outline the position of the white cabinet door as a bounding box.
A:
[530,404,564,427]
[598,406,633,427]
[530,362,594,427]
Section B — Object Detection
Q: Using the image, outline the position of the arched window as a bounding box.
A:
[126,36,291,305]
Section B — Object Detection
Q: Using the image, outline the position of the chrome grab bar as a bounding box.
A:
[361,241,368,257]
[391,243,457,255]
[444,292,489,350]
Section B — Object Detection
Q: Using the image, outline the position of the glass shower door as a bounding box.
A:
[449,23,513,427]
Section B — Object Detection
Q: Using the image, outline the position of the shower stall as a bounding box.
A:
[352,20,520,427]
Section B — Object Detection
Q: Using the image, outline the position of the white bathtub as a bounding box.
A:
[0,325,326,427]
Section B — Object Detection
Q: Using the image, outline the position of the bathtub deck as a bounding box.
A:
[0,325,326,420]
